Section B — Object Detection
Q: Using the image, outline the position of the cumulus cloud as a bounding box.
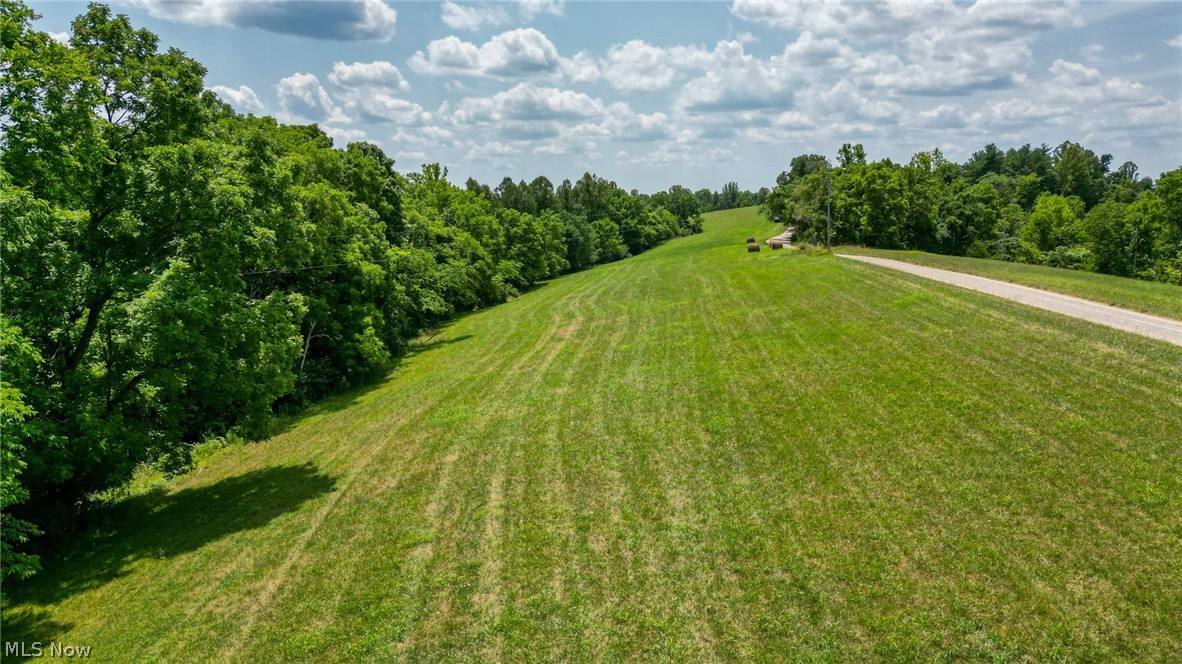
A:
[441,0,562,31]
[870,26,1032,95]
[393,126,461,149]
[445,82,603,124]
[441,2,510,31]
[276,73,349,124]
[601,104,670,141]
[210,84,266,114]
[466,141,520,162]
[409,29,563,78]
[517,0,564,20]
[732,0,1080,37]
[983,97,1064,126]
[347,94,431,125]
[730,0,956,39]
[324,61,427,125]
[1044,60,1160,107]
[732,0,1083,98]
[966,0,1082,30]
[675,40,797,113]
[328,60,409,91]
[602,40,680,92]
[1048,59,1102,87]
[127,0,397,41]
[598,38,801,111]
[774,111,813,130]
[561,52,601,84]
[916,103,970,129]
[437,82,667,150]
[1168,34,1182,48]
[802,79,902,124]
[323,126,368,144]
[47,31,70,44]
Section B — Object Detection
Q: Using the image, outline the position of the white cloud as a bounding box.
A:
[441,2,510,31]
[328,61,409,91]
[445,82,603,124]
[47,31,70,45]
[323,126,368,144]
[561,52,601,84]
[706,148,737,162]
[1168,34,1182,48]
[345,94,431,125]
[276,73,349,124]
[1079,44,1103,63]
[326,62,425,125]
[409,28,563,78]
[601,104,670,141]
[126,0,397,41]
[1045,60,1159,106]
[983,97,1064,127]
[393,126,461,149]
[1048,59,1102,86]
[731,0,1080,37]
[917,103,970,129]
[732,0,1081,98]
[967,0,1082,31]
[602,40,680,92]
[517,0,564,20]
[804,79,902,124]
[675,40,797,113]
[730,0,956,38]
[466,141,520,162]
[209,85,265,114]
[532,122,605,157]
[774,111,813,130]
[1124,99,1182,129]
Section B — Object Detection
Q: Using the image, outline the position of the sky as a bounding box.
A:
[30,0,1182,193]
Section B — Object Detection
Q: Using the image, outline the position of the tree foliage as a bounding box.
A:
[765,142,1181,283]
[0,2,703,575]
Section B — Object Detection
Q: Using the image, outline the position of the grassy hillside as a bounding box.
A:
[6,207,1182,661]
[835,245,1182,320]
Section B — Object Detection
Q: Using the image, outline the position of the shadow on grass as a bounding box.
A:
[4,463,337,633]
[0,608,75,649]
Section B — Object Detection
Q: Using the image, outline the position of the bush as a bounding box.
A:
[1043,245,1092,270]
[966,240,992,258]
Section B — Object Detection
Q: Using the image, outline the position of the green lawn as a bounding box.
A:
[835,245,1182,321]
[6,207,1182,661]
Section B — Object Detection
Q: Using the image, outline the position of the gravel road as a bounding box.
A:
[838,253,1182,347]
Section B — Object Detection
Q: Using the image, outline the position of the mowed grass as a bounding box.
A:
[5,207,1182,662]
[835,245,1182,320]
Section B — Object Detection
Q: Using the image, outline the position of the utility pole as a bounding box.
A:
[825,174,832,250]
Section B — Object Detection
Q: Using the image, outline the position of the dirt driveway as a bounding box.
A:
[838,253,1182,347]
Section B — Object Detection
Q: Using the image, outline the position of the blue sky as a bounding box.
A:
[31,1,1182,192]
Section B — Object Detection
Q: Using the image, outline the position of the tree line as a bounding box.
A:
[471,176,766,222]
[763,143,1181,283]
[0,2,702,579]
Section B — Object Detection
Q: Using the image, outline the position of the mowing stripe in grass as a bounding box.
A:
[5,207,1181,662]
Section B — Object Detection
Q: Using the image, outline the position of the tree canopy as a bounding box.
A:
[764,142,1181,284]
[0,2,703,579]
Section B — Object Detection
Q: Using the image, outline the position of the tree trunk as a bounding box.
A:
[61,290,113,385]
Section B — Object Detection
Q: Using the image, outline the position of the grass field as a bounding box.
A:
[835,245,1182,321]
[6,207,1182,661]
